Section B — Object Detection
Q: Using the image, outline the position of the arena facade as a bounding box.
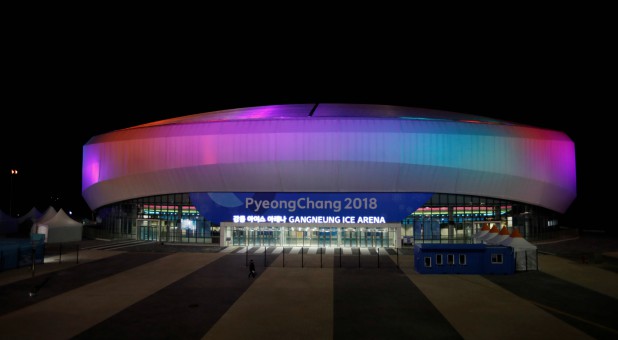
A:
[81,103,576,247]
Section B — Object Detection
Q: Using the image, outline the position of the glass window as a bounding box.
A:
[459,254,466,265]
[447,254,454,265]
[424,257,431,267]
[436,254,443,265]
[491,253,503,264]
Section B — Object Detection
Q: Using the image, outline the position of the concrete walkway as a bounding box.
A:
[0,246,616,339]
[399,255,594,339]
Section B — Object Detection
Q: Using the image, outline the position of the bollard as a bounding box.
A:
[397,248,399,268]
[31,247,36,278]
[339,247,342,268]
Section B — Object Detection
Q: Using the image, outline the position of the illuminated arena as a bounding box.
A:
[81,103,576,247]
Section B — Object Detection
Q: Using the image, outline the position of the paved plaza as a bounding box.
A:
[0,234,617,339]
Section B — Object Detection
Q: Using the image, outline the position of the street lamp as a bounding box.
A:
[10,169,18,216]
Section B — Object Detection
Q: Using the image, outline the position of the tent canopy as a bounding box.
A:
[36,208,82,243]
[500,228,537,271]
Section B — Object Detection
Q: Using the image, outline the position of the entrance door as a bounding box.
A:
[343,227,357,247]
[244,226,282,246]
[233,226,246,246]
[374,228,384,247]
[248,227,259,246]
[137,219,160,241]
[309,227,319,247]
[221,222,401,248]
[286,227,302,246]
[319,227,332,247]
[262,227,280,246]
[358,227,367,247]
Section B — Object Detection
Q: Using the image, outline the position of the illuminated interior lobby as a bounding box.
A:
[81,104,576,247]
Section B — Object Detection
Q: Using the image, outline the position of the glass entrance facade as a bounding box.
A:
[87,193,562,244]
[223,223,400,248]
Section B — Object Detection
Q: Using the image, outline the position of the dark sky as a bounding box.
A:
[2,45,611,228]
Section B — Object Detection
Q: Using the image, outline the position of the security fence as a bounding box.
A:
[236,246,414,269]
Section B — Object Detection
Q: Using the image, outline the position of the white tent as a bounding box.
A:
[500,228,538,271]
[478,225,500,243]
[31,206,57,235]
[472,223,490,242]
[18,206,43,225]
[486,226,511,245]
[35,208,83,243]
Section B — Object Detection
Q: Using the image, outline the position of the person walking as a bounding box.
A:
[248,259,256,278]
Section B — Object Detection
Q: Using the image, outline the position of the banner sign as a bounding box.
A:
[189,192,433,224]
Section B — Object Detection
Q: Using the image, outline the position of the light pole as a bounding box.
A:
[10,169,18,216]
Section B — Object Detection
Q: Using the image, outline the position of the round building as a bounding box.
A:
[81,103,576,247]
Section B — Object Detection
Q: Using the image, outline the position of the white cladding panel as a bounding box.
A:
[82,106,576,213]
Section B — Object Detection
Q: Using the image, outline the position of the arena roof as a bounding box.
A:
[123,103,516,131]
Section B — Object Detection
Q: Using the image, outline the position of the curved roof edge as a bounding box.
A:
[123,103,520,131]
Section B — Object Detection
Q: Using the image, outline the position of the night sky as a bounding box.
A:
[2,51,610,230]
